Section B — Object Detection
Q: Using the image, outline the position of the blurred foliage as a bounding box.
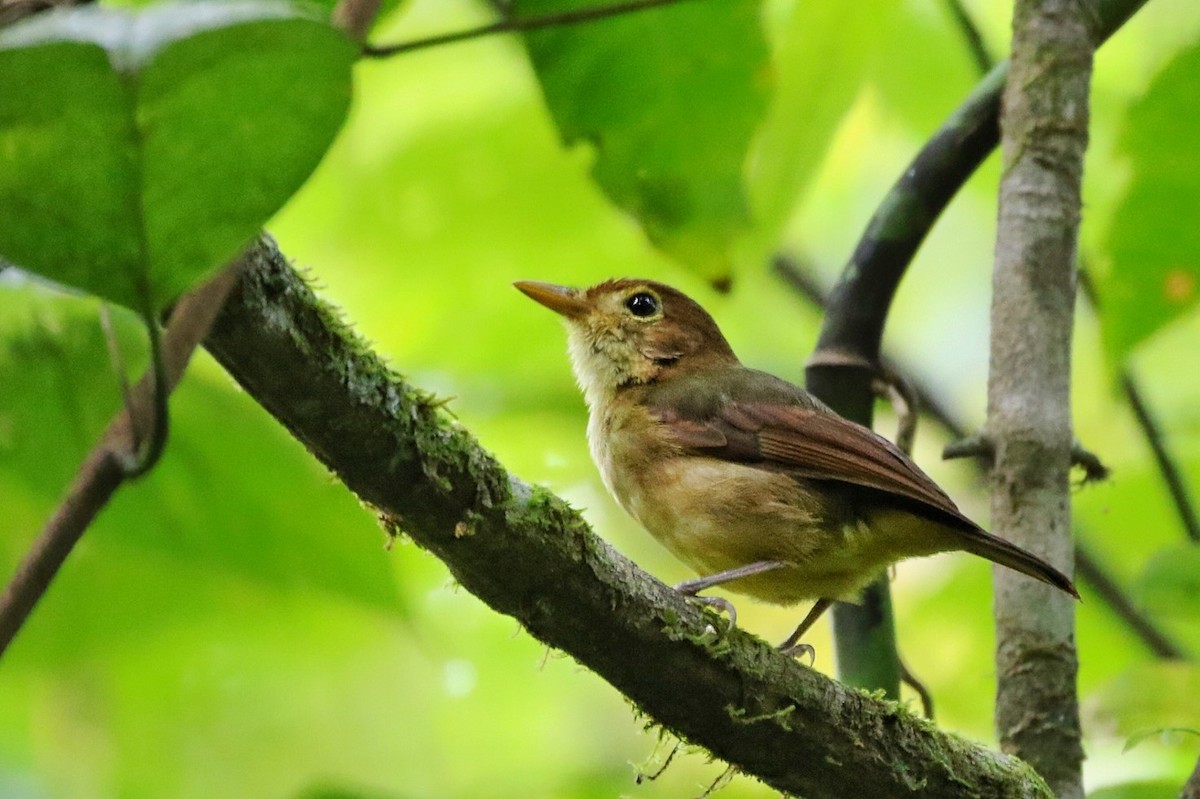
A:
[1,0,1199,797]
[1103,39,1200,362]
[517,0,769,284]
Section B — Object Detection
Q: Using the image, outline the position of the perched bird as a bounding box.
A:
[515,278,1079,651]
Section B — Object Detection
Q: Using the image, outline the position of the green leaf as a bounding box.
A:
[1123,726,1200,753]
[1102,41,1200,361]
[749,3,889,242]
[0,1,355,312]
[515,0,769,282]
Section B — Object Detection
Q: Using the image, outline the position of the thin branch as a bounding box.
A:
[1121,372,1200,542]
[872,371,918,455]
[941,0,995,74]
[200,237,1054,799]
[898,657,935,718]
[989,0,1094,790]
[1076,271,1200,543]
[1074,547,1184,660]
[0,265,240,657]
[114,308,169,477]
[363,0,697,58]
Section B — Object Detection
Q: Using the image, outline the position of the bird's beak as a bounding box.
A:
[513,281,591,319]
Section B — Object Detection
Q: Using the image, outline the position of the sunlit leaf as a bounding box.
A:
[750,3,889,241]
[515,0,769,283]
[1101,41,1200,361]
[0,1,355,312]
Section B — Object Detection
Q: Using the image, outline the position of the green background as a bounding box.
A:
[2,0,1200,796]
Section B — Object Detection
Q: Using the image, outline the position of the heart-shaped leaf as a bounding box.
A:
[0,1,356,312]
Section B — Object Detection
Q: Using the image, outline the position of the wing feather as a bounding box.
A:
[648,377,972,528]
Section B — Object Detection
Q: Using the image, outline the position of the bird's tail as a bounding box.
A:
[961,530,1080,599]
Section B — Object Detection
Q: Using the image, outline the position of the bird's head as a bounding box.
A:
[515,278,737,409]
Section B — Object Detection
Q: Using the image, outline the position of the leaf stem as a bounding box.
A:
[0,265,239,658]
[362,0,700,58]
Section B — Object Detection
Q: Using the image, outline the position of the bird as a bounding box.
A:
[515,277,1079,652]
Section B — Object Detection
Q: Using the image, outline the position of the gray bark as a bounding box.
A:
[989,2,1095,797]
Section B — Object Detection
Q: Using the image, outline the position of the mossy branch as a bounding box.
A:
[202,237,1052,799]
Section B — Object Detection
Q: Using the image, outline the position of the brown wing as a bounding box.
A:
[641,367,1080,598]
[651,388,974,530]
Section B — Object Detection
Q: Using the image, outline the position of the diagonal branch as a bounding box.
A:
[201,236,1054,799]
[1120,373,1200,543]
[0,265,240,657]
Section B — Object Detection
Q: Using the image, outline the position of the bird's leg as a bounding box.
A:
[673,560,791,628]
[777,597,833,662]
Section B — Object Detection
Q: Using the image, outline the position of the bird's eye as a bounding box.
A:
[625,292,659,318]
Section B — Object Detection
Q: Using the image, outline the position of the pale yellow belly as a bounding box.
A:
[608,455,918,605]
[587,402,960,605]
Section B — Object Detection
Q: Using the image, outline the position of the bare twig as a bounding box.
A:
[940,0,995,73]
[1074,547,1184,659]
[898,657,935,718]
[0,265,240,658]
[1070,441,1111,484]
[872,371,918,455]
[363,0,697,58]
[1076,270,1200,543]
[943,434,995,463]
[1121,373,1200,542]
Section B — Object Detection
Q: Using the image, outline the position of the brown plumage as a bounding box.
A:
[516,278,1078,639]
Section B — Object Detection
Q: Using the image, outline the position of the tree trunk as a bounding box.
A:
[989,2,1094,797]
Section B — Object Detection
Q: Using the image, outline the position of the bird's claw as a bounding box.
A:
[778,641,816,664]
[681,593,738,628]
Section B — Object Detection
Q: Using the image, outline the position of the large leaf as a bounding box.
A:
[0,1,355,312]
[515,0,769,283]
[1101,41,1200,361]
[749,3,890,242]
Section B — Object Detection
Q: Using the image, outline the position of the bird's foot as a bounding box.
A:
[678,591,739,628]
[778,641,816,664]
[774,597,832,665]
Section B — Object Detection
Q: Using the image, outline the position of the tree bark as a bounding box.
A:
[989,2,1094,796]
[198,236,1056,799]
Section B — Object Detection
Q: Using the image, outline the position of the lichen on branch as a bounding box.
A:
[201,236,1053,799]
